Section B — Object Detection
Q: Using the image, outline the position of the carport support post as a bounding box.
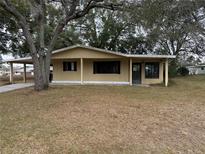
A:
[23,63,26,83]
[165,58,168,87]
[81,58,83,84]
[129,58,132,85]
[9,62,14,84]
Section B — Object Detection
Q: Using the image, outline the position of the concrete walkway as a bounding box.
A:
[0,83,34,93]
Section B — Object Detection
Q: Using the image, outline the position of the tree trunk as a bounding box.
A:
[32,57,44,91]
[41,53,51,89]
[32,52,50,91]
[45,52,51,88]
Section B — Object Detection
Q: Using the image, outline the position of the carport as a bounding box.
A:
[4,57,33,83]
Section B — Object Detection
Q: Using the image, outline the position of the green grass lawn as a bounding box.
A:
[0,75,205,154]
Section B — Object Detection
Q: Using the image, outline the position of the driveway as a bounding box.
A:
[0,83,34,93]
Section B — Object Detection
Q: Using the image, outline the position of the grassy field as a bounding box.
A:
[0,76,205,154]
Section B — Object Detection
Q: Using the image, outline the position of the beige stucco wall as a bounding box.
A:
[83,59,129,82]
[52,58,164,84]
[52,59,81,81]
[51,47,165,85]
[52,58,129,82]
[141,62,164,84]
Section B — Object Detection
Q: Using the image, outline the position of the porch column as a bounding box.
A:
[23,63,26,83]
[165,58,168,87]
[129,58,132,85]
[80,58,83,84]
[9,62,14,84]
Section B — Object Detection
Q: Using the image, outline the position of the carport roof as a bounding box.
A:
[3,57,33,64]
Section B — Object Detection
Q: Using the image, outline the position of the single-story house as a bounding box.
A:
[187,64,205,75]
[4,45,175,86]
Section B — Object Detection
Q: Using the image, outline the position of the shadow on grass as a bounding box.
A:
[168,78,177,87]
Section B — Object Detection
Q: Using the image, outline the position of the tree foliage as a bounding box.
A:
[136,0,205,57]
[0,0,122,91]
[1,0,204,59]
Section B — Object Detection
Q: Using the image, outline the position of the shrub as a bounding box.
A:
[169,65,178,77]
[169,60,178,77]
[177,67,189,76]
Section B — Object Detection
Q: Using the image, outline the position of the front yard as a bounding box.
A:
[0,76,34,86]
[0,80,9,86]
[0,76,205,153]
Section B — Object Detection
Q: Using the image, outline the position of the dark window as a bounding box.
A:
[201,67,204,70]
[145,62,159,78]
[93,61,120,74]
[63,61,77,71]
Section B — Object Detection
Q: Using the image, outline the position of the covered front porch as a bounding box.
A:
[51,57,169,86]
[6,57,169,86]
[129,58,169,86]
[3,45,175,87]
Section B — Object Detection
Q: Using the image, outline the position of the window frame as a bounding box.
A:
[93,61,121,74]
[145,62,160,79]
[63,61,77,72]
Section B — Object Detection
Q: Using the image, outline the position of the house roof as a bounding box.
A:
[3,45,176,63]
[52,45,176,58]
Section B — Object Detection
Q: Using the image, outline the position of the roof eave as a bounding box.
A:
[127,55,176,59]
[3,57,32,63]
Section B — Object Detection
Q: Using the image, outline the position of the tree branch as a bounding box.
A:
[61,0,79,17]
[0,0,37,55]
[48,0,122,52]
[38,0,46,51]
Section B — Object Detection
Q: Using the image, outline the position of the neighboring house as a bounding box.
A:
[187,65,205,75]
[0,64,34,77]
[4,45,175,86]
[14,66,34,76]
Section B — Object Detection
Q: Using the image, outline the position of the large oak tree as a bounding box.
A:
[0,0,122,91]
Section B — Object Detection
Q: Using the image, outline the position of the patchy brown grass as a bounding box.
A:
[0,80,10,86]
[0,75,205,154]
[0,76,34,86]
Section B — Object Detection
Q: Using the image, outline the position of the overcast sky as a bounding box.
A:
[2,54,13,60]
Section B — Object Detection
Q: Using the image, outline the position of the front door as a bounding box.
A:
[132,63,141,84]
